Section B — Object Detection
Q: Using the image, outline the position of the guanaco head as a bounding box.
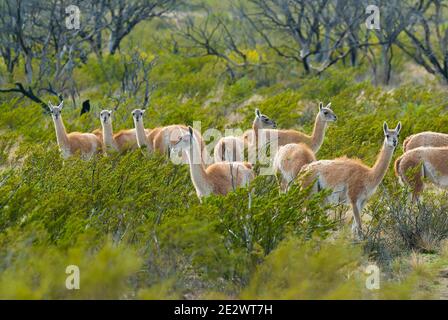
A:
[171,126,194,153]
[383,121,402,148]
[48,101,64,120]
[132,109,145,123]
[254,108,277,129]
[318,102,337,122]
[100,110,113,125]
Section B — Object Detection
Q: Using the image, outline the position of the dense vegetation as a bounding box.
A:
[1,0,448,299]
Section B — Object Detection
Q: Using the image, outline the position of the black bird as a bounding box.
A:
[80,99,91,116]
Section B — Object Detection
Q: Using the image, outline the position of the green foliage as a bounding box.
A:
[206,177,335,255]
[366,184,448,260]
[2,20,448,299]
[0,230,141,299]
[241,235,365,299]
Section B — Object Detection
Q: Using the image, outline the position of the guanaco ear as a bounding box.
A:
[396,121,402,133]
[48,101,53,110]
[255,108,261,117]
[188,126,193,136]
[319,102,323,111]
[326,102,332,109]
[383,122,389,134]
[141,109,146,114]
[58,101,64,109]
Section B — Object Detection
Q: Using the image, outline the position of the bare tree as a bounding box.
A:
[105,0,178,54]
[0,0,172,108]
[241,0,368,74]
[175,6,265,80]
[0,1,20,75]
[396,0,448,83]
[120,49,157,107]
[359,0,414,85]
[0,1,84,107]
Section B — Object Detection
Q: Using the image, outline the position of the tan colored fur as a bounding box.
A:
[172,128,254,201]
[395,146,448,200]
[213,136,245,162]
[273,143,316,192]
[100,110,143,153]
[244,102,336,155]
[49,102,101,159]
[147,127,161,147]
[63,132,102,159]
[153,125,205,161]
[214,109,276,163]
[153,125,190,154]
[403,131,448,152]
[299,122,401,238]
[131,109,156,154]
[92,128,102,140]
[112,129,140,152]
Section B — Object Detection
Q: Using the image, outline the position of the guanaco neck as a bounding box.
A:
[369,141,394,187]
[52,115,69,149]
[252,120,260,149]
[101,120,117,151]
[185,136,211,196]
[310,115,328,153]
[134,118,152,152]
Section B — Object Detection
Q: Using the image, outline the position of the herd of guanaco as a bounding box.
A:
[48,100,448,238]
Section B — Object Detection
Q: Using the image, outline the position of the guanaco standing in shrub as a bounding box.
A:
[299,121,401,238]
[274,143,317,192]
[403,131,448,152]
[131,109,157,154]
[132,109,205,161]
[395,146,448,201]
[257,102,337,152]
[48,101,102,159]
[273,102,337,192]
[153,124,205,162]
[100,109,142,153]
[171,126,254,201]
[214,108,277,163]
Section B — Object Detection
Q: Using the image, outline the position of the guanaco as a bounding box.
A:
[214,108,276,162]
[131,109,157,154]
[253,102,337,154]
[299,122,402,238]
[273,103,337,191]
[403,131,448,152]
[273,143,316,192]
[395,146,448,201]
[48,101,102,159]
[100,110,142,153]
[153,124,205,163]
[171,126,254,201]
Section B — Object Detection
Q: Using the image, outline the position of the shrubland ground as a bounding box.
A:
[1,1,448,299]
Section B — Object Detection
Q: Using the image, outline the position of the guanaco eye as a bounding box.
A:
[323,111,328,115]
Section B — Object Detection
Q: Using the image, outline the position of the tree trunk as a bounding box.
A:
[108,33,118,55]
[380,45,393,85]
[25,53,33,84]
